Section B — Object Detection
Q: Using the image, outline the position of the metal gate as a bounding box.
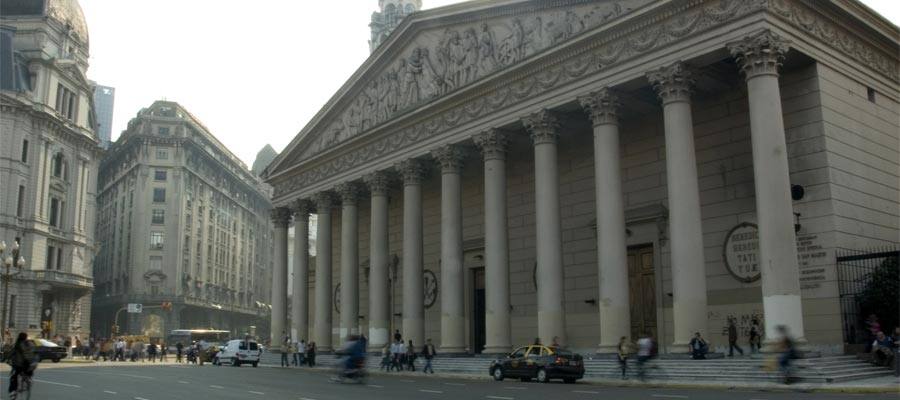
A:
[836,248,899,344]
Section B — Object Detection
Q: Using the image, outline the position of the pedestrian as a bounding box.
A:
[114,338,124,361]
[617,336,630,380]
[689,332,708,360]
[397,339,407,371]
[422,338,436,374]
[306,341,316,367]
[380,345,391,371]
[727,318,744,357]
[147,342,157,362]
[4,332,35,395]
[636,333,653,381]
[281,343,290,367]
[551,336,561,348]
[294,341,302,366]
[749,319,762,354]
[390,340,401,371]
[297,340,306,366]
[160,342,168,362]
[393,329,402,343]
[870,331,895,367]
[776,325,798,384]
[406,340,416,371]
[176,342,184,363]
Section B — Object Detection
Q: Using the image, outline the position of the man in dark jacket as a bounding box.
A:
[421,339,437,374]
[727,318,744,357]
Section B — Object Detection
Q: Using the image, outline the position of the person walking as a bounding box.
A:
[636,333,653,381]
[727,318,745,357]
[297,340,306,366]
[776,325,798,384]
[114,338,124,361]
[406,340,417,371]
[176,342,184,363]
[421,339,436,374]
[749,319,762,354]
[281,343,291,367]
[390,340,401,371]
[306,341,316,367]
[4,332,35,395]
[147,342,157,362]
[617,336,630,380]
[380,345,391,371]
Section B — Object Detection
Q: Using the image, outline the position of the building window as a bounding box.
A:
[150,232,165,249]
[46,246,55,269]
[55,84,77,121]
[158,127,170,135]
[153,188,166,203]
[150,256,162,270]
[56,246,63,270]
[21,140,28,163]
[52,153,66,179]
[16,185,25,217]
[157,149,168,160]
[49,197,62,227]
[151,285,159,296]
[867,87,877,103]
[154,170,167,181]
[152,209,165,225]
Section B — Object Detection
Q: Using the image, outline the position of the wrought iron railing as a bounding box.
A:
[836,247,899,344]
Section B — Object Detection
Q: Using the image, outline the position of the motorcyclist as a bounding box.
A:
[337,334,366,380]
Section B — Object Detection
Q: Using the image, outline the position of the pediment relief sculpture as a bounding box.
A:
[295,0,649,163]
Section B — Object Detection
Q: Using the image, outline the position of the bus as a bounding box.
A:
[167,329,230,350]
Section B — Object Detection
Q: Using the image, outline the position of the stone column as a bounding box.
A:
[473,129,512,354]
[269,207,291,351]
[729,30,805,342]
[432,145,466,353]
[313,192,334,351]
[399,159,426,346]
[291,200,313,342]
[364,171,391,350]
[338,182,361,342]
[579,89,631,352]
[522,110,567,346]
[647,62,708,350]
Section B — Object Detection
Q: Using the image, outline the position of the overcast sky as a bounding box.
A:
[79,0,899,168]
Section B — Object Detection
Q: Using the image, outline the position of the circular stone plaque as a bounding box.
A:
[722,222,761,283]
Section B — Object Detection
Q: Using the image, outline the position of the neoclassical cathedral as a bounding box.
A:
[263,0,899,355]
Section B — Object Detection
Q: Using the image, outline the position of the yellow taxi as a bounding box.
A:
[489,345,585,383]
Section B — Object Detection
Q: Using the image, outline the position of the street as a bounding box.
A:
[7,362,898,400]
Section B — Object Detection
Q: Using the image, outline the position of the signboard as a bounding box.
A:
[722,222,761,283]
[127,303,143,313]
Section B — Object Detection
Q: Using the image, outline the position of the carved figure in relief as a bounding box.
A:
[478,23,497,75]
[462,28,480,83]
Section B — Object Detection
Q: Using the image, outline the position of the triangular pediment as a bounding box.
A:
[266,0,652,178]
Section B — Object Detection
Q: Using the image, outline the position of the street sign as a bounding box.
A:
[127,303,143,313]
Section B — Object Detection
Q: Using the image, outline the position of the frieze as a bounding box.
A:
[272,0,898,201]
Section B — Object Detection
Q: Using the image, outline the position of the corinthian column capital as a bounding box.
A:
[336,182,362,206]
[647,61,694,105]
[473,129,509,161]
[363,171,392,197]
[291,199,314,221]
[728,29,790,80]
[270,207,292,228]
[522,109,560,146]
[313,192,335,213]
[397,159,427,186]
[578,88,619,126]
[431,144,465,174]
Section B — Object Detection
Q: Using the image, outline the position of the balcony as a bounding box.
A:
[22,269,93,291]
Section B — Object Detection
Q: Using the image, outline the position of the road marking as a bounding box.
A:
[135,397,150,400]
[33,379,81,388]
[486,396,514,400]
[420,389,444,394]
[572,390,599,394]
[104,391,117,395]
[367,384,384,388]
[443,382,465,386]
[651,395,688,399]
[249,391,265,395]
[178,380,190,384]
[210,385,225,389]
[504,387,527,390]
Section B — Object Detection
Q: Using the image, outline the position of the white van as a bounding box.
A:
[214,339,261,367]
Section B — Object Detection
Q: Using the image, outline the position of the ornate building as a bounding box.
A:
[0,0,100,340]
[92,101,274,340]
[265,0,898,354]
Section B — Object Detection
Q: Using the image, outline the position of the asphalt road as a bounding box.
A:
[7,362,898,400]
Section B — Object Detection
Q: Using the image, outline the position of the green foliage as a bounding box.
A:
[858,255,899,334]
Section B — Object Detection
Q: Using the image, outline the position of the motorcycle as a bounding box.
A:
[331,356,367,384]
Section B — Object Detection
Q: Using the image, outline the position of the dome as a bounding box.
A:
[0,0,89,47]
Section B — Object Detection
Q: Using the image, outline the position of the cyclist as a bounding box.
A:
[5,332,36,394]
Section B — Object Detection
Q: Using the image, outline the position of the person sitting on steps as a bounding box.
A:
[689,332,709,360]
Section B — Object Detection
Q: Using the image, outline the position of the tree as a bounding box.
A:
[857,254,899,336]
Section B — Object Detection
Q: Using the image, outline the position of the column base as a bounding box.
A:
[483,345,511,355]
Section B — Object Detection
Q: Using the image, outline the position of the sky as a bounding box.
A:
[78,0,900,168]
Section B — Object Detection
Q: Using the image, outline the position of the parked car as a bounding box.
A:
[489,345,584,383]
[31,338,68,363]
[213,339,261,367]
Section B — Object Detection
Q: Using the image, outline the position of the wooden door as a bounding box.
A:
[628,245,657,340]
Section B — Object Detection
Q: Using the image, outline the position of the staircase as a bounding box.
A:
[260,352,893,383]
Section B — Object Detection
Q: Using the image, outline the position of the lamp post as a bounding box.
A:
[0,239,27,334]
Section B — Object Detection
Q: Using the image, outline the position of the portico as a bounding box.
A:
[263,0,899,355]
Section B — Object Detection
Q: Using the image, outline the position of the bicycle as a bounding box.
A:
[9,368,33,400]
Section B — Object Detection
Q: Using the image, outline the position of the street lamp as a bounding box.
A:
[0,239,26,335]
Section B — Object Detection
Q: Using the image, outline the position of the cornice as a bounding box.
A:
[1,95,102,155]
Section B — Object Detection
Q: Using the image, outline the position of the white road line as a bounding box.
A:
[504,387,527,390]
[135,397,150,400]
[420,389,444,394]
[177,380,190,384]
[103,390,118,394]
[486,396,514,400]
[32,379,81,388]
[651,395,688,399]
[443,382,465,386]
[367,384,384,388]
[210,385,225,389]
[572,390,599,394]
[249,391,265,395]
